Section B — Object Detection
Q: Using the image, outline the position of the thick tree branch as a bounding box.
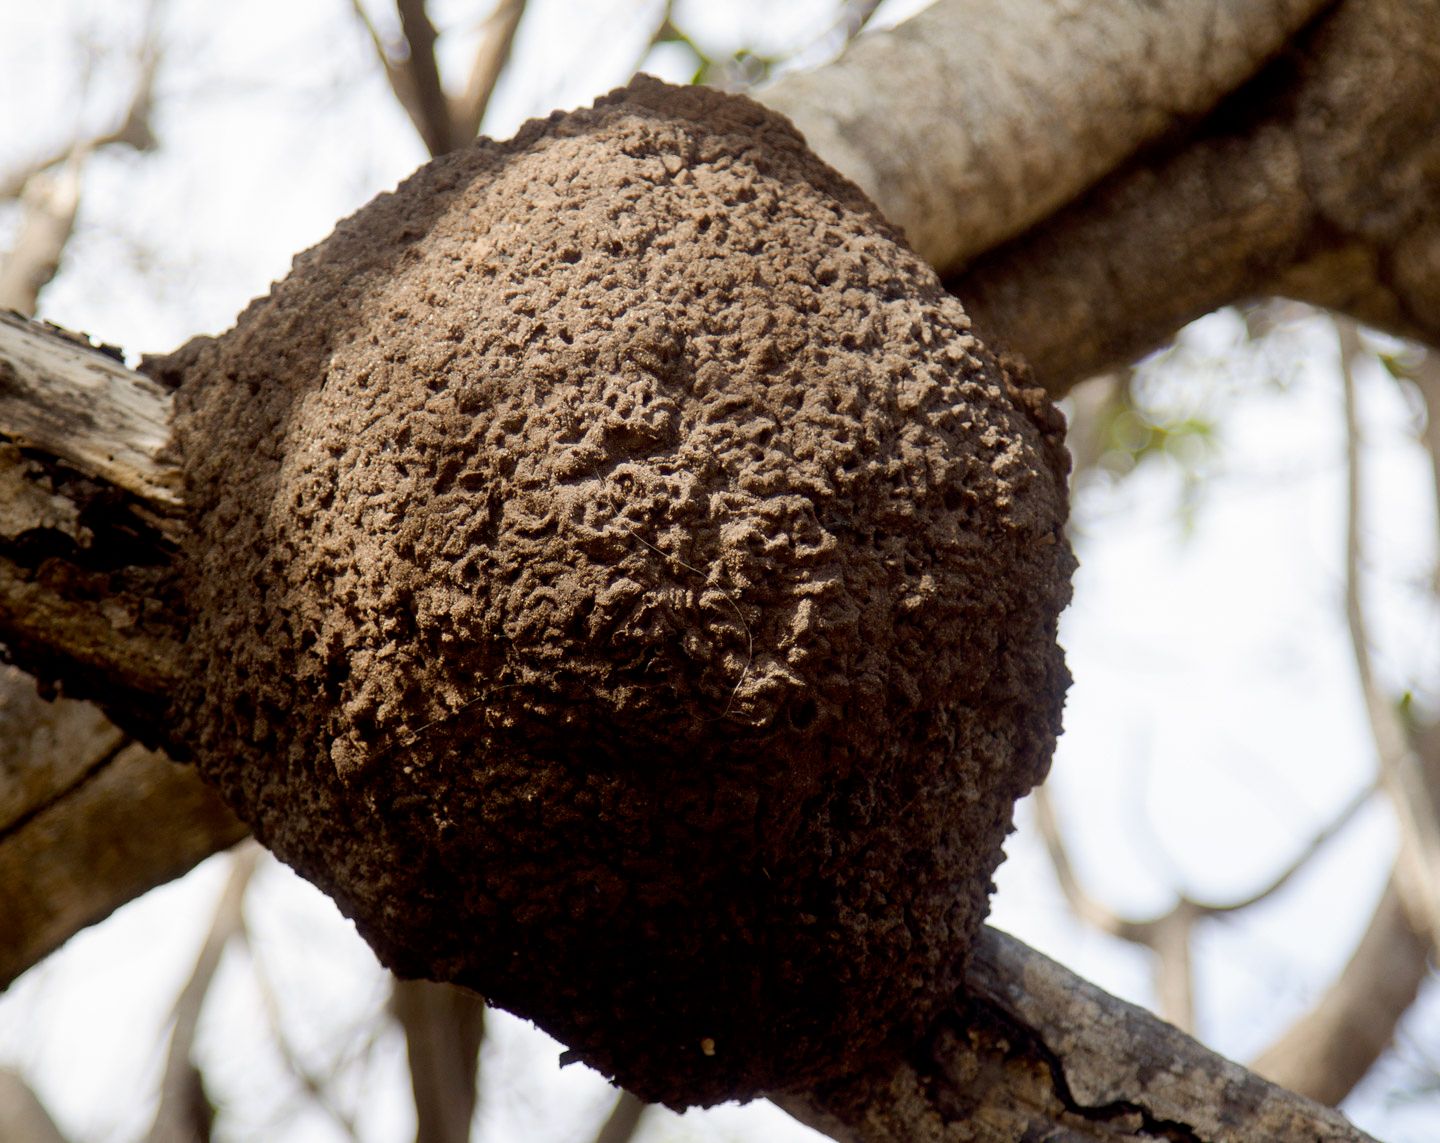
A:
[778,927,1377,1142]
[0,653,245,990]
[0,314,185,731]
[945,0,1440,393]
[761,0,1336,277]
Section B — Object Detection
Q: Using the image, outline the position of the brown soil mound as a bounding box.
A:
[163,76,1074,1106]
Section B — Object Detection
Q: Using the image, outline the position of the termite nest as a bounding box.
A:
[160,76,1074,1107]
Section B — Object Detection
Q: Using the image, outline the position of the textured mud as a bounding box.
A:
[162,77,1074,1106]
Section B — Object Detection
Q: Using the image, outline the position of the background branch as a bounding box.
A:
[450,0,526,141]
[389,980,486,1143]
[144,843,259,1143]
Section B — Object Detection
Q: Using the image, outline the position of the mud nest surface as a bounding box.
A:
[163,76,1074,1107]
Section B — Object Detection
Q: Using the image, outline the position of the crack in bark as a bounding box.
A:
[955,997,1205,1142]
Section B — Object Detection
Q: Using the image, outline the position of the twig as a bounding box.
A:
[0,0,161,202]
[244,914,368,1142]
[835,0,884,42]
[1033,775,1374,1032]
[1338,317,1440,947]
[394,0,456,156]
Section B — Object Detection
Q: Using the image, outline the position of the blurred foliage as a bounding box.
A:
[653,18,783,89]
[1093,382,1217,481]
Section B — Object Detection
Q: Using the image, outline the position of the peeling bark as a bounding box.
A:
[0,681,244,989]
[0,313,185,733]
[0,315,243,989]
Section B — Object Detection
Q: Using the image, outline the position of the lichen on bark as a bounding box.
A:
[162,77,1074,1106]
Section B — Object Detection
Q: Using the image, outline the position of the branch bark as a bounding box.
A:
[778,928,1377,1142]
[0,316,243,989]
[941,0,1440,393]
[761,0,1336,277]
[0,313,185,723]
[761,0,1440,396]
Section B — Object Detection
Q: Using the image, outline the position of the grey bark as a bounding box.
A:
[778,929,1376,1142]
[761,0,1335,276]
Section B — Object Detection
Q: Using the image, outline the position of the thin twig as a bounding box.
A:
[347,0,423,142]
[0,0,162,201]
[244,919,369,1142]
[836,0,885,41]
[1338,316,1440,947]
[1033,773,1375,1031]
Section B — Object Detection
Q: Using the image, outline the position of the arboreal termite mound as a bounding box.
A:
[160,76,1074,1107]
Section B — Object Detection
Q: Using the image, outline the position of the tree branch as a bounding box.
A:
[0,153,86,316]
[1252,875,1430,1105]
[1339,319,1440,946]
[761,0,1336,277]
[778,927,1378,1142]
[0,1069,70,1143]
[1240,332,1440,1105]
[591,1090,648,1143]
[944,0,1440,393]
[393,0,457,156]
[390,979,486,1143]
[449,0,526,142]
[0,313,185,727]
[1034,777,1373,1033]
[145,844,259,1143]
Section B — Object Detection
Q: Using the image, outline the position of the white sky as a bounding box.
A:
[2,2,1438,1141]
